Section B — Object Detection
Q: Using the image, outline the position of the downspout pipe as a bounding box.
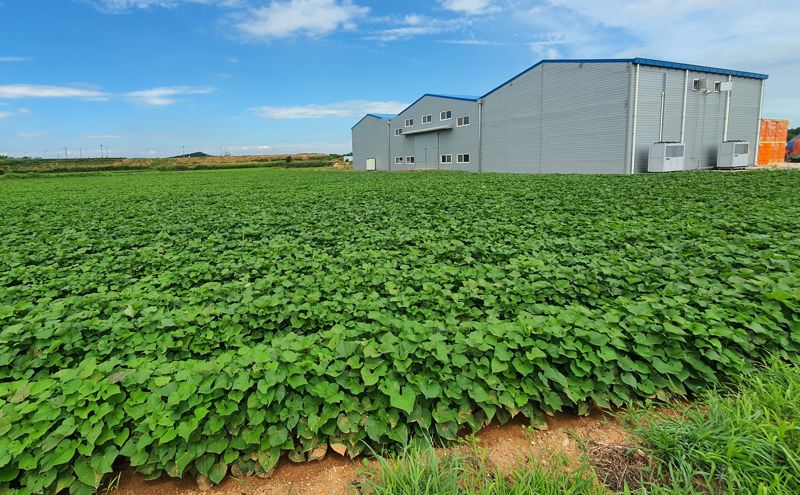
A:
[629,63,640,174]
[754,79,765,166]
[478,99,483,173]
[680,69,689,142]
[387,121,392,171]
[722,74,732,141]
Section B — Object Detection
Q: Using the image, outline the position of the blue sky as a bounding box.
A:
[1,0,797,158]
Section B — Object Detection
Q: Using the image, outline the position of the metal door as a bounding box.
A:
[413,134,438,169]
[366,158,376,171]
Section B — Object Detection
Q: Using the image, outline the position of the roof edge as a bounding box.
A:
[480,57,768,98]
[394,93,479,119]
[351,113,395,129]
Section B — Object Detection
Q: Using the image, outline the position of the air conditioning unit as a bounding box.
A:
[648,142,685,172]
[717,141,750,169]
[697,78,713,91]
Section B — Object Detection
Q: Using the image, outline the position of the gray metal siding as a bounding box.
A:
[633,69,761,171]
[632,67,687,172]
[352,61,765,174]
[390,96,479,172]
[352,117,390,170]
[482,62,630,174]
[726,77,762,164]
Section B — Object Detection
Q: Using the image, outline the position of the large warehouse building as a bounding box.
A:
[351,58,768,174]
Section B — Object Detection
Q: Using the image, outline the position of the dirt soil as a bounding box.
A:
[113,410,640,495]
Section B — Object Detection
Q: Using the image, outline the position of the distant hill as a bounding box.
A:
[171,152,212,158]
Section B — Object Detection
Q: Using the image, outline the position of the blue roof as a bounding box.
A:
[481,57,768,98]
[352,58,769,127]
[351,113,396,129]
[395,93,479,118]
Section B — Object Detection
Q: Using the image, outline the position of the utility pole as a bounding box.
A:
[79,147,83,159]
[64,147,68,159]
[100,144,103,158]
[182,145,185,156]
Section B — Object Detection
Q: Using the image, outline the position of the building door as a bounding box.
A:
[366,158,376,171]
[414,134,438,169]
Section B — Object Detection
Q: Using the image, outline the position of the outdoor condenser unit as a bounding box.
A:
[717,141,750,169]
[648,142,685,172]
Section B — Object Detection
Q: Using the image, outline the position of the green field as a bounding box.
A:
[1,168,799,494]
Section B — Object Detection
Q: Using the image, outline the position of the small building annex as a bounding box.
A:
[351,58,768,174]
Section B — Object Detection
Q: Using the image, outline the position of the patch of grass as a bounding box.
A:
[356,438,605,495]
[626,358,800,494]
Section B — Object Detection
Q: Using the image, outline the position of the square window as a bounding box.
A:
[440,154,452,164]
[713,81,721,92]
[394,128,403,136]
[406,156,415,164]
[395,156,404,164]
[405,118,414,127]
[422,114,432,124]
[457,116,470,127]
[692,79,700,91]
[440,110,452,121]
[457,153,470,163]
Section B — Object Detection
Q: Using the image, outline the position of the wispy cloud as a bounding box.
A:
[252,99,406,119]
[0,108,29,119]
[365,13,462,42]
[85,134,121,139]
[439,0,498,15]
[0,84,107,100]
[125,86,216,106]
[0,56,32,62]
[232,0,368,40]
[83,0,242,13]
[17,131,48,139]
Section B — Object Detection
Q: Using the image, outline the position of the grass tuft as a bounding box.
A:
[626,358,800,494]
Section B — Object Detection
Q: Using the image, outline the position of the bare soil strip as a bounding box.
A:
[114,410,639,495]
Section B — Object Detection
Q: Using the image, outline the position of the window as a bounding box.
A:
[734,143,749,155]
[405,118,414,127]
[406,156,415,164]
[440,154,452,164]
[440,110,452,121]
[457,153,470,163]
[713,81,721,92]
[457,115,470,127]
[422,114,432,124]
[394,128,403,136]
[692,79,700,91]
[395,156,404,164]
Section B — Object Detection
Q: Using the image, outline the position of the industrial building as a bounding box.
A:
[351,58,768,174]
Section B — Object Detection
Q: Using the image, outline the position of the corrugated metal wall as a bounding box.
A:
[389,96,479,172]
[633,68,763,171]
[352,117,390,171]
[353,61,765,174]
[482,62,630,174]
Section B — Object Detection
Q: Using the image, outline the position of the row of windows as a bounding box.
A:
[394,154,470,164]
[691,78,723,92]
[403,113,469,128]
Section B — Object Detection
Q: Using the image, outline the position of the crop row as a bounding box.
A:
[1,169,799,494]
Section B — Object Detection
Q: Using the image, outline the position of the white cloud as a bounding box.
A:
[0,84,107,100]
[365,14,462,41]
[17,131,48,139]
[0,56,31,62]
[233,0,368,40]
[0,107,26,119]
[440,0,498,15]
[85,0,242,13]
[228,144,272,151]
[86,134,121,139]
[252,99,406,119]
[125,86,215,106]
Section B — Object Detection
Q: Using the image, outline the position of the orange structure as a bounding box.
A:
[758,119,789,165]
